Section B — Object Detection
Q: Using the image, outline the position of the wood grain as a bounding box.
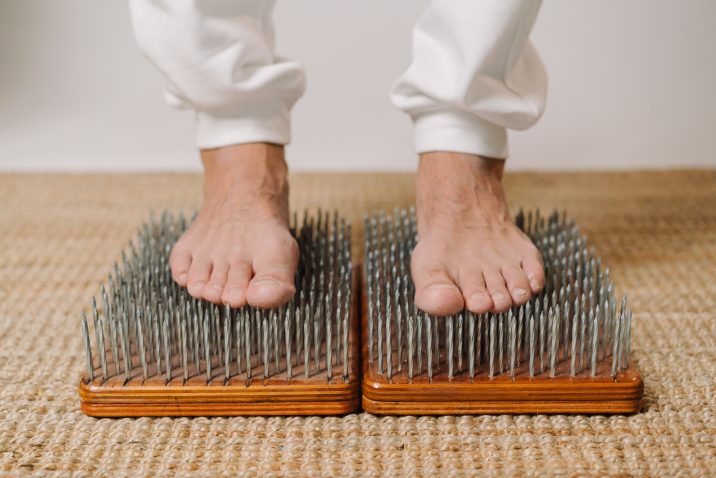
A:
[360,270,644,415]
[78,267,362,417]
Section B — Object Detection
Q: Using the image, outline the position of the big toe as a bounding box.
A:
[246,236,298,308]
[415,282,464,316]
[412,255,464,316]
[246,276,295,308]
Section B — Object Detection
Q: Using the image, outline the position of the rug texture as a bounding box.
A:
[0,171,715,477]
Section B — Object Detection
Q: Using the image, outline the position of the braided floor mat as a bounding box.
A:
[1,171,715,477]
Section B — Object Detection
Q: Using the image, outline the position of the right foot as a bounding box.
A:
[169,143,299,309]
[411,152,545,316]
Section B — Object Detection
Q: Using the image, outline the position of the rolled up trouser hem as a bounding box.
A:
[412,109,508,159]
[196,103,291,149]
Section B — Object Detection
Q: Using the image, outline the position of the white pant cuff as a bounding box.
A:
[196,105,291,149]
[412,109,508,159]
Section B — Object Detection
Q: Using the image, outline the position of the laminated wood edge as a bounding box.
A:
[79,264,364,417]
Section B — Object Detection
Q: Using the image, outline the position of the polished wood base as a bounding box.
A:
[80,383,360,417]
[361,275,644,416]
[362,365,643,415]
[78,270,361,418]
[362,394,643,415]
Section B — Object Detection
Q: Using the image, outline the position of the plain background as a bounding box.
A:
[1,0,715,172]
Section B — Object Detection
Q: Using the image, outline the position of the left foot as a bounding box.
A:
[169,143,298,309]
[411,151,545,316]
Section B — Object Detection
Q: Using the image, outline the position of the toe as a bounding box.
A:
[483,269,512,313]
[246,237,298,308]
[501,265,532,305]
[458,269,493,314]
[412,254,463,316]
[186,256,212,298]
[202,259,229,303]
[169,244,192,287]
[221,258,252,308]
[414,280,464,316]
[521,248,545,293]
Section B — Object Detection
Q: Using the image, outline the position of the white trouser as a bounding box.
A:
[129,0,546,159]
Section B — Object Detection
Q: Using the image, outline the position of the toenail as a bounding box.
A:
[513,288,529,298]
[492,291,507,303]
[253,278,282,288]
[188,281,205,293]
[178,272,187,283]
[530,278,543,290]
[224,288,244,302]
[470,292,490,304]
[428,284,458,291]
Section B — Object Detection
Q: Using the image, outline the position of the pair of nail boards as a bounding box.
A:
[79,209,643,417]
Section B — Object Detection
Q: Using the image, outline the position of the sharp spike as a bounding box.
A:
[425,314,433,381]
[304,302,311,379]
[244,309,252,381]
[538,310,545,374]
[447,315,454,380]
[313,303,321,372]
[342,288,350,381]
[407,312,414,381]
[468,312,476,379]
[590,305,599,376]
[97,317,108,381]
[489,315,496,379]
[417,309,423,374]
[263,313,270,379]
[203,316,212,383]
[163,317,171,383]
[136,316,147,381]
[386,282,392,380]
[117,319,131,383]
[457,313,464,374]
[528,312,535,379]
[285,307,292,380]
[509,310,516,379]
[224,312,231,383]
[181,317,189,383]
[81,314,94,382]
[326,300,333,381]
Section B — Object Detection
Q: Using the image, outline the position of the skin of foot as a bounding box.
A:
[169,142,299,309]
[412,151,545,316]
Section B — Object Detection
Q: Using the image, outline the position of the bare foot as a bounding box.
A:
[170,143,298,309]
[412,152,545,316]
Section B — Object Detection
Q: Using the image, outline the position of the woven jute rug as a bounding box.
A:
[1,171,715,477]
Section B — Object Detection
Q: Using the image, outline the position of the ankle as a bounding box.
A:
[199,143,289,221]
[201,142,287,177]
[416,151,510,231]
[419,151,505,181]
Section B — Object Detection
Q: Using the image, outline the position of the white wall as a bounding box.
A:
[1,0,715,172]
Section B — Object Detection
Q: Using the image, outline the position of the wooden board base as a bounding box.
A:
[78,268,362,417]
[81,394,360,417]
[361,274,644,415]
[362,395,643,415]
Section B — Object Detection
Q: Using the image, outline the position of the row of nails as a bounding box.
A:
[82,208,633,386]
[82,210,353,385]
[365,208,632,382]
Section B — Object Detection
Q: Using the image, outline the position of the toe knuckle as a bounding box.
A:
[228,254,248,268]
[285,237,300,257]
[527,244,543,261]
